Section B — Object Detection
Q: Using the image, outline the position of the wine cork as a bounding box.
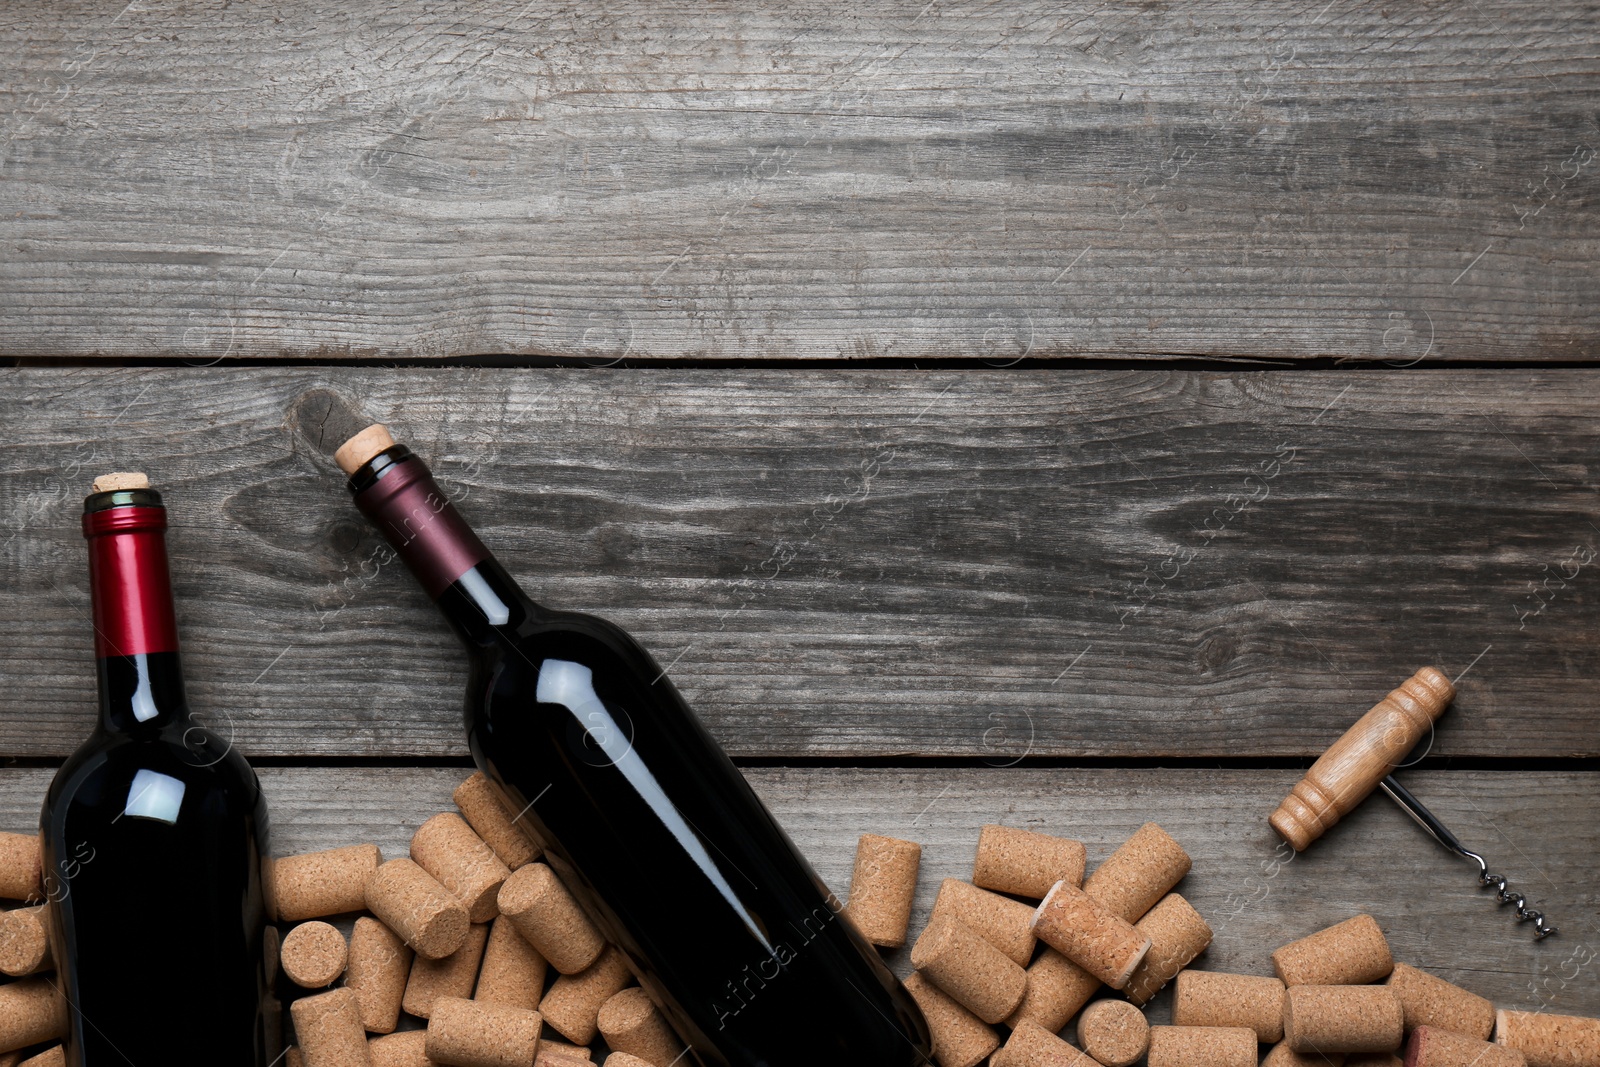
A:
[0,978,67,1052]
[348,916,414,1034]
[842,833,922,948]
[367,1031,435,1067]
[17,1048,63,1067]
[1495,1009,1600,1067]
[287,1048,306,1067]
[538,1044,593,1067]
[289,987,370,1067]
[1263,1043,1345,1067]
[275,844,384,922]
[1270,668,1455,851]
[1147,1025,1258,1067]
[901,971,1000,1067]
[1077,998,1151,1067]
[930,878,1036,966]
[1344,1056,1403,1067]
[1173,969,1287,1042]
[0,834,42,903]
[1006,947,1102,1032]
[1031,881,1152,990]
[1384,962,1493,1039]
[412,813,512,925]
[1121,892,1213,1006]
[498,863,605,975]
[597,987,685,1066]
[336,424,398,475]
[1285,985,1404,1055]
[90,472,150,492]
[425,996,542,1067]
[475,914,549,1011]
[539,945,634,1045]
[1407,1025,1525,1067]
[992,1019,1103,1067]
[367,857,471,961]
[454,773,541,870]
[911,913,1028,1024]
[0,906,52,976]
[404,922,491,1019]
[973,824,1087,900]
[1082,822,1192,924]
[1273,914,1394,986]
[283,920,351,988]
[602,1055,650,1067]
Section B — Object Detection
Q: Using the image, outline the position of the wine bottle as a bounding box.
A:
[41,475,276,1064]
[335,427,931,1066]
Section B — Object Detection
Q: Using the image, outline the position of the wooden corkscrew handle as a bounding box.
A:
[1269,667,1456,851]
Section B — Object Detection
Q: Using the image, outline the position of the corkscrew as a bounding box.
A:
[1378,775,1558,939]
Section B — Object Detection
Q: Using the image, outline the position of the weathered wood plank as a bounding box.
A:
[1,1,1596,362]
[2,766,1594,1019]
[1,367,1596,759]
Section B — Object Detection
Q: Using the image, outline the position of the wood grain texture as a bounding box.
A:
[2,766,1594,1019]
[1,367,1596,759]
[2,1,1597,362]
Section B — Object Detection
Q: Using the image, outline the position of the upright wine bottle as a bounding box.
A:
[41,475,275,1065]
[336,427,931,1066]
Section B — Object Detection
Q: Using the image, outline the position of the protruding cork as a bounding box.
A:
[1121,893,1213,1006]
[366,1031,433,1067]
[403,922,490,1019]
[1285,985,1404,1055]
[1407,1025,1525,1067]
[425,996,542,1067]
[1082,822,1192,924]
[289,987,369,1067]
[1031,881,1152,990]
[346,916,413,1035]
[901,971,1000,1067]
[273,844,383,922]
[454,773,542,870]
[1173,969,1287,1042]
[596,987,684,1067]
[0,978,67,1052]
[17,1048,64,1067]
[539,945,634,1045]
[1270,667,1455,851]
[843,833,922,948]
[973,824,1087,900]
[90,472,150,492]
[1147,1025,1258,1067]
[366,857,471,961]
[336,424,397,476]
[498,863,605,975]
[282,920,350,989]
[0,906,52,976]
[992,1018,1102,1067]
[930,878,1036,967]
[1273,914,1394,986]
[911,914,1028,1024]
[412,812,512,924]
[1262,1041,1345,1067]
[1384,962,1493,1039]
[1005,947,1102,1033]
[0,834,42,904]
[1077,999,1151,1067]
[1495,1008,1600,1067]
[475,914,549,1011]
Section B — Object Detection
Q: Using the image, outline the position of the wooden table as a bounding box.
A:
[3,0,1597,1040]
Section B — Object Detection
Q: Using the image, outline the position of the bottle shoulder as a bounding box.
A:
[48,725,263,810]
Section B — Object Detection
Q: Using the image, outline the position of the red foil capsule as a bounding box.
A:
[81,505,179,658]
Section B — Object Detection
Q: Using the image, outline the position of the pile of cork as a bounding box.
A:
[841,822,1600,1067]
[0,772,683,1067]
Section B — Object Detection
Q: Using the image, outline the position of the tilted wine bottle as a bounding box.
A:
[42,475,276,1064]
[335,426,931,1066]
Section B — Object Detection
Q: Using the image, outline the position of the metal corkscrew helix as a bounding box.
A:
[1379,775,1558,939]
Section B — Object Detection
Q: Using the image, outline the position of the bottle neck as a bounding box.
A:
[348,448,535,646]
[82,494,190,730]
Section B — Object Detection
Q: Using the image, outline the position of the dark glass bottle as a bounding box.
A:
[41,482,276,1065]
[343,432,930,1066]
